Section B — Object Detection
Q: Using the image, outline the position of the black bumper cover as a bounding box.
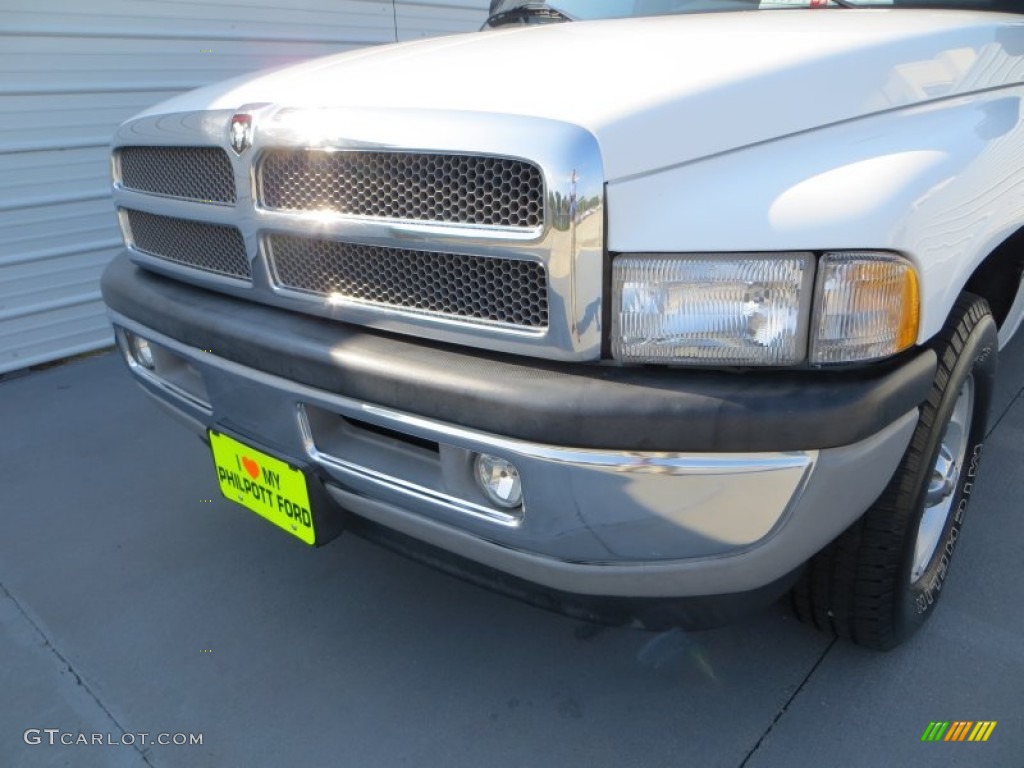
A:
[102,253,936,453]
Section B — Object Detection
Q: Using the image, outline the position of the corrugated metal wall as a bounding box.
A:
[0,0,489,374]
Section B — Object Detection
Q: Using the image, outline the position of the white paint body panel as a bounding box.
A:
[607,90,1024,345]
[138,10,1024,179]
[127,9,1024,348]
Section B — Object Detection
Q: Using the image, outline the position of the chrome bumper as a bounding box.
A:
[111,310,918,598]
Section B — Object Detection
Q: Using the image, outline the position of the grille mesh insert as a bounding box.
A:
[118,147,236,204]
[257,150,544,228]
[125,209,250,280]
[267,234,548,328]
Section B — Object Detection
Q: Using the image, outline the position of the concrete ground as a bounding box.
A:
[2,337,1023,768]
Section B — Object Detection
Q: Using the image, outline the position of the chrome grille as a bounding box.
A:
[267,234,548,328]
[257,150,544,228]
[125,209,250,280]
[118,147,236,204]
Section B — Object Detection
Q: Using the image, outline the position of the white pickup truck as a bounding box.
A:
[101,0,1024,649]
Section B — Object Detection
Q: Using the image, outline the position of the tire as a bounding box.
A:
[791,293,998,650]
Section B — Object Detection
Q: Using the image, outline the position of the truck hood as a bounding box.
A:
[137,10,1024,180]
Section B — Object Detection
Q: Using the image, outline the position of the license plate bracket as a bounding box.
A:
[208,428,342,546]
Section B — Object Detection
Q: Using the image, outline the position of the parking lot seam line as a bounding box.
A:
[0,579,156,767]
[985,384,1024,440]
[737,636,838,768]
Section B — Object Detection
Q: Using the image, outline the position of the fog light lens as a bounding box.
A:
[129,333,155,369]
[474,454,523,508]
[612,253,814,365]
[810,252,920,364]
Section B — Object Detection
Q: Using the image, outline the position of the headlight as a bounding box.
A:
[611,253,814,365]
[810,252,919,364]
[611,251,920,366]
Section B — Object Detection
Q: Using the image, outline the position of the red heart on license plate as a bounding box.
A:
[242,456,260,479]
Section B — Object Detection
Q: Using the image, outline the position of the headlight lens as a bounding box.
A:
[611,251,920,366]
[611,253,814,365]
[810,252,919,364]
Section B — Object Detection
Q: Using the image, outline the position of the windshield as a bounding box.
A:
[487,0,1024,24]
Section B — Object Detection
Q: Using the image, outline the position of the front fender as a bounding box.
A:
[605,89,1024,346]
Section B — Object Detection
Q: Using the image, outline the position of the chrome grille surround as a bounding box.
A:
[111,107,604,361]
[122,209,250,281]
[116,146,236,204]
[266,234,548,329]
[257,150,544,228]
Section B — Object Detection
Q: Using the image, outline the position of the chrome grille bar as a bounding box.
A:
[112,108,605,361]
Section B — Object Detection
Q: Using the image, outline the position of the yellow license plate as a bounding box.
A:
[209,430,316,545]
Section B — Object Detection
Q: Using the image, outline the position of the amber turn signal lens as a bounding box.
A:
[810,252,920,365]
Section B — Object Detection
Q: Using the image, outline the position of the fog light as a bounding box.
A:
[129,333,155,369]
[474,454,523,508]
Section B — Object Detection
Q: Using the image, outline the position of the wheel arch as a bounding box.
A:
[963,225,1024,343]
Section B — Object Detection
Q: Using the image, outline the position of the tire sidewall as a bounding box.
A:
[896,311,998,637]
